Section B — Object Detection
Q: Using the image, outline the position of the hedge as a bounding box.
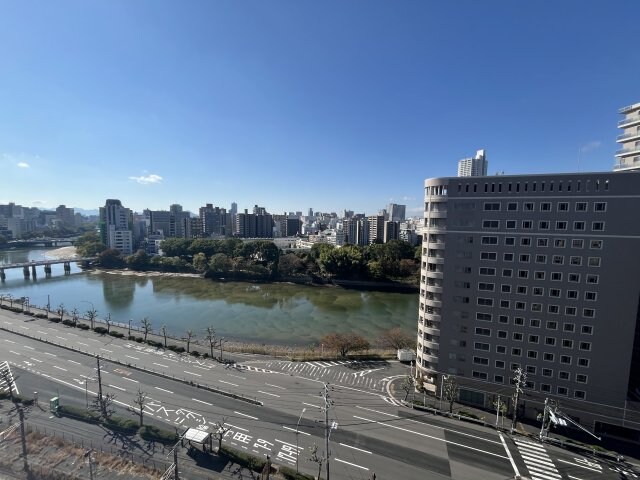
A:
[93,326,108,334]
[62,319,76,327]
[109,331,125,338]
[58,405,101,423]
[139,425,177,445]
[78,324,90,330]
[278,465,315,480]
[219,445,267,472]
[105,416,139,434]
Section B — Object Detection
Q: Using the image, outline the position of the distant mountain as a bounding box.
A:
[73,207,99,216]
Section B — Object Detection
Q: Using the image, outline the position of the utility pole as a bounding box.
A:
[495,395,502,429]
[539,397,550,440]
[96,356,104,417]
[322,383,332,480]
[511,367,526,434]
[18,406,28,471]
[174,445,179,480]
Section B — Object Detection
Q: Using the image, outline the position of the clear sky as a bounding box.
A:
[1,1,638,217]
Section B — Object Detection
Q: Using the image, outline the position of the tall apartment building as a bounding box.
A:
[99,199,134,255]
[383,220,400,242]
[457,149,488,177]
[614,102,640,172]
[235,209,273,238]
[199,204,228,237]
[417,171,640,439]
[387,203,406,222]
[368,215,385,244]
[55,205,75,227]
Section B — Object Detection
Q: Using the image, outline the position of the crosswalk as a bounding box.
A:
[514,437,561,480]
[0,361,19,396]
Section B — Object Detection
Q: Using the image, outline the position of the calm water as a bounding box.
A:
[0,248,418,346]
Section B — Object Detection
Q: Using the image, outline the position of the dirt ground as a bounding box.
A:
[0,429,163,480]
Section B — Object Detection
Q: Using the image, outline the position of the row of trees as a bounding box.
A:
[75,232,421,284]
[320,327,415,357]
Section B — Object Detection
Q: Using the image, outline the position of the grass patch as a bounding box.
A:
[219,445,267,472]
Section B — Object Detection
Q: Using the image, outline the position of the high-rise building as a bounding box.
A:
[199,204,228,236]
[286,218,302,237]
[367,215,385,244]
[99,199,134,255]
[457,149,488,177]
[614,102,640,172]
[55,205,75,227]
[387,203,406,222]
[417,171,640,437]
[235,209,273,238]
[383,220,399,242]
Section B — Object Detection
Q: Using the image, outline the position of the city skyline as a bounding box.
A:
[1,1,639,213]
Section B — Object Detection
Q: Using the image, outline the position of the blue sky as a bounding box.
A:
[1,1,638,217]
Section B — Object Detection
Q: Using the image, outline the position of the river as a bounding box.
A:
[0,248,418,346]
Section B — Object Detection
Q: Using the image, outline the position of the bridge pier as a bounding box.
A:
[0,268,5,282]
[31,265,37,278]
[44,265,52,277]
[23,266,30,278]
[63,262,71,275]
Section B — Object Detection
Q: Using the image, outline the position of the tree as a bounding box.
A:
[320,333,370,357]
[70,307,80,327]
[75,231,107,257]
[86,308,98,330]
[0,363,17,402]
[91,392,116,420]
[319,245,364,278]
[192,252,208,273]
[140,317,152,342]
[126,249,150,271]
[308,444,326,480]
[204,326,218,359]
[132,388,148,427]
[443,376,459,413]
[209,253,233,274]
[212,417,230,452]
[97,248,126,268]
[184,329,196,354]
[57,303,66,322]
[379,328,415,350]
[105,313,113,334]
[160,324,168,348]
[277,253,305,277]
[160,238,192,258]
[400,375,414,401]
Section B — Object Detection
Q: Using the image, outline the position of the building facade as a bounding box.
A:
[457,149,488,177]
[417,171,640,438]
[99,199,134,255]
[614,102,640,172]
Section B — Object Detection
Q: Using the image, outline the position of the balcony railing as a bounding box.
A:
[617,132,640,142]
[615,146,640,157]
[619,116,640,127]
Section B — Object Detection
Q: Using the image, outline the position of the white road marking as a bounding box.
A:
[283,426,310,436]
[355,405,398,418]
[43,352,56,357]
[227,374,246,380]
[23,346,34,350]
[353,415,508,459]
[568,476,586,480]
[275,439,298,448]
[219,380,239,387]
[53,366,67,371]
[303,402,321,409]
[335,458,369,470]
[123,378,139,383]
[125,355,139,360]
[77,342,88,346]
[37,331,48,335]
[184,371,201,377]
[67,360,81,365]
[19,326,29,330]
[56,336,67,341]
[234,411,259,420]
[108,384,126,392]
[556,458,601,473]
[265,383,286,390]
[100,348,113,353]
[154,387,173,394]
[29,358,43,363]
[340,443,372,454]
[499,432,521,479]
[9,351,20,355]
[153,363,169,368]
[225,423,249,432]
[192,398,213,406]
[4,339,16,344]
[193,365,209,371]
[258,390,280,397]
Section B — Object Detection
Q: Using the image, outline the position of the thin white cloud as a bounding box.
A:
[580,141,601,153]
[402,195,415,202]
[17,162,30,168]
[129,174,163,185]
[2,152,40,167]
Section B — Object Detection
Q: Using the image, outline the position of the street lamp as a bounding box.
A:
[219,337,227,362]
[439,374,449,412]
[128,319,132,337]
[23,297,30,314]
[296,408,307,473]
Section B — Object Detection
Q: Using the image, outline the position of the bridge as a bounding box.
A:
[3,237,78,248]
[0,257,96,281]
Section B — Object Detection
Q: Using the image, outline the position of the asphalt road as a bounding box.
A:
[2,309,639,480]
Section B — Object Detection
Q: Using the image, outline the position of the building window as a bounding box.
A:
[551,272,562,281]
[482,220,500,229]
[548,305,559,314]
[533,287,544,296]
[552,255,564,265]
[499,315,509,324]
[546,321,557,330]
[500,300,510,309]
[581,325,593,335]
[517,270,529,279]
[545,337,556,346]
[477,313,493,321]
[573,221,586,231]
[578,358,590,367]
[480,252,498,260]
[515,301,527,310]
[524,202,534,211]
[477,297,493,306]
[479,267,496,276]
[520,237,532,247]
[483,202,501,211]
[560,355,572,365]
[502,269,513,277]
[519,254,530,263]
[557,387,568,396]
[473,356,489,365]
[505,237,516,246]
[549,288,561,297]
[496,345,507,354]
[503,253,514,262]
[558,202,569,211]
[558,371,570,380]
[528,335,539,344]
[535,271,546,280]
[537,238,549,247]
[576,374,588,383]
[512,348,522,356]
[501,284,512,293]
[594,202,607,212]
[562,339,574,349]
[513,332,523,341]
[475,328,491,336]
[554,238,566,248]
[497,330,508,339]
[568,274,580,283]
[584,291,597,301]
[565,306,577,316]
[522,220,533,229]
[574,390,586,399]
[531,303,542,312]
[478,282,495,291]
[588,257,601,267]
[540,202,551,211]
[563,323,575,332]
[579,342,592,351]
[542,368,553,377]
[474,342,490,351]
[494,375,504,383]
[541,384,551,393]
[535,255,547,264]
[590,240,603,249]
[472,371,488,379]
[583,308,595,318]
[586,274,599,284]
[592,221,605,231]
[570,256,582,266]
[481,236,499,245]
[517,285,528,295]
[514,317,525,326]
[538,221,550,230]
[530,319,541,328]
[507,202,518,211]
[543,353,554,362]
[571,239,584,249]
[575,202,587,212]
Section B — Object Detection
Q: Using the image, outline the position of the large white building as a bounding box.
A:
[99,199,134,255]
[614,102,640,172]
[457,149,488,177]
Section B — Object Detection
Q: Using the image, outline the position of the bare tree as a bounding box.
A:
[160,324,168,348]
[309,444,326,480]
[105,313,113,334]
[204,326,218,359]
[320,332,370,357]
[379,327,415,350]
[400,375,415,401]
[184,329,196,354]
[443,376,459,413]
[140,317,152,342]
[86,308,98,330]
[70,307,80,327]
[57,303,66,322]
[212,417,230,451]
[91,392,116,420]
[132,388,148,426]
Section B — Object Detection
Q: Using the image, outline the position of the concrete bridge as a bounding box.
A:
[0,257,96,281]
[3,237,78,248]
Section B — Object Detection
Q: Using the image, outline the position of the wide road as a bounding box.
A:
[5,309,636,480]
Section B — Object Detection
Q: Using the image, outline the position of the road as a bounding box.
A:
[2,309,639,480]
